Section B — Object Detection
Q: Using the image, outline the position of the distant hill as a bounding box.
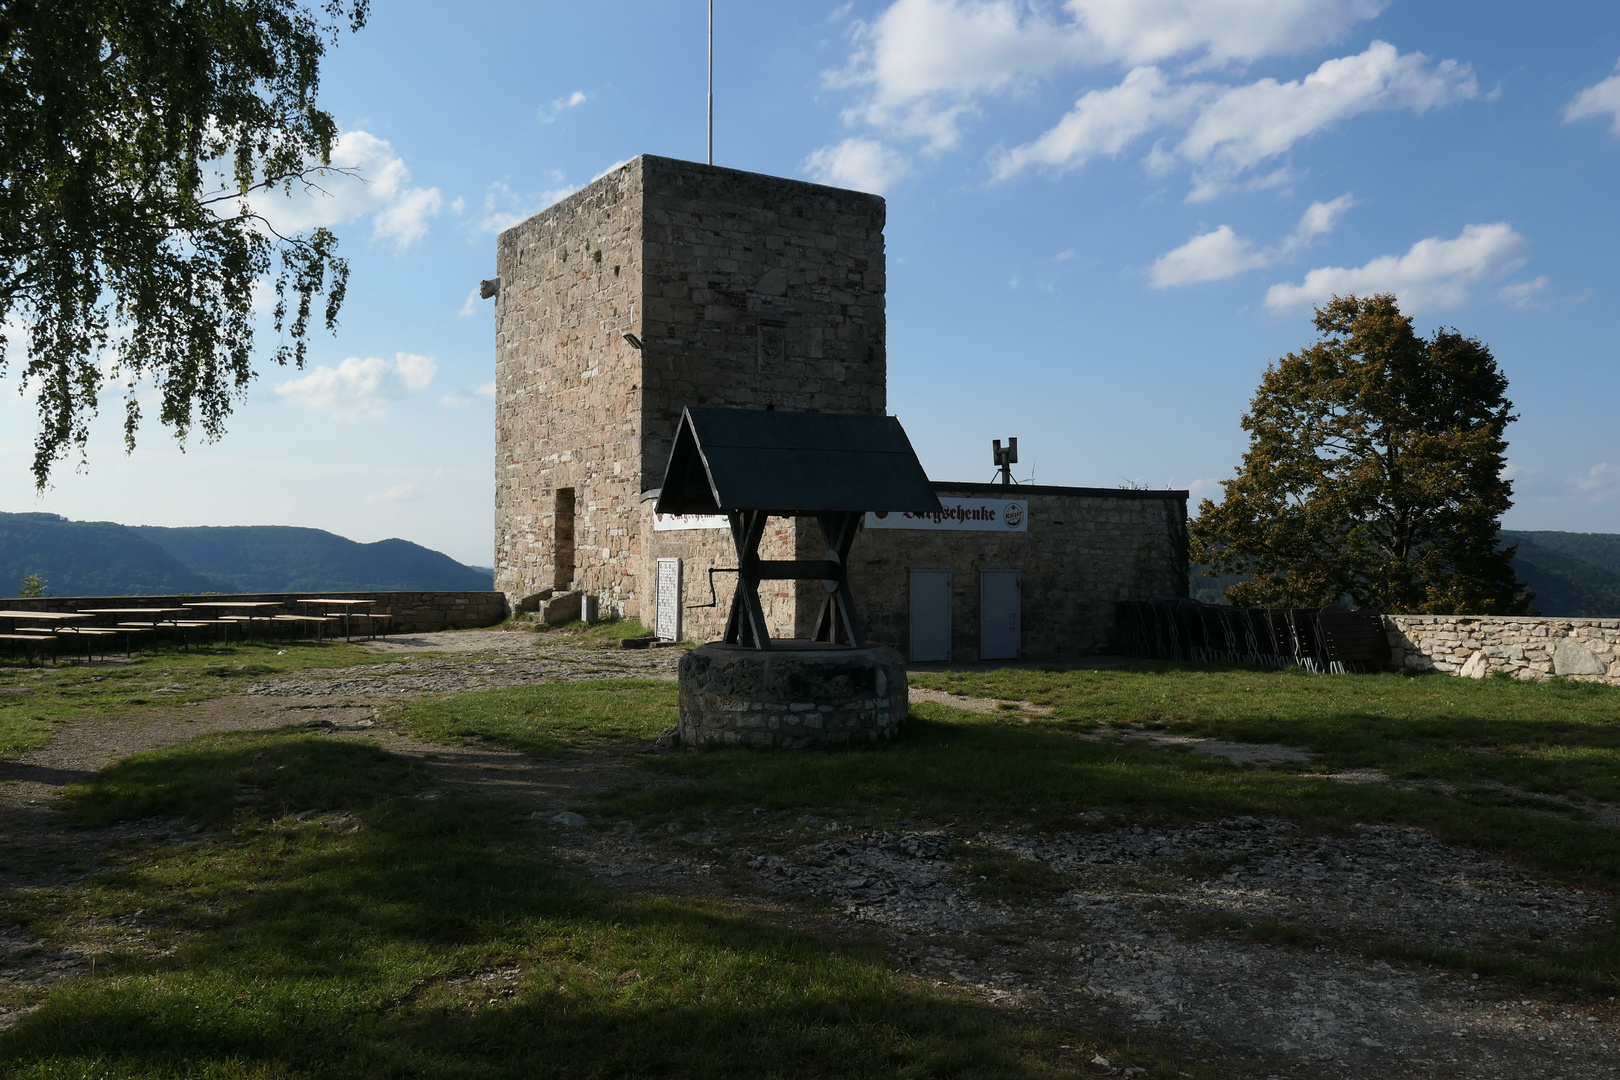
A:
[1190,530,1620,618]
[1501,531,1620,618]
[133,525,493,593]
[0,513,228,596]
[1,512,493,597]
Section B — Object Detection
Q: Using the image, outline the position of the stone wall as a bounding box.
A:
[848,484,1188,661]
[2,592,507,634]
[493,155,888,625]
[493,159,646,617]
[647,484,1188,659]
[1386,615,1620,685]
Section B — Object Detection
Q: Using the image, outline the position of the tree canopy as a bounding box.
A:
[0,0,367,487]
[1190,294,1530,615]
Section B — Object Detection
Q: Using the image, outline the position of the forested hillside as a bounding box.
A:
[2,513,493,596]
[1191,530,1620,617]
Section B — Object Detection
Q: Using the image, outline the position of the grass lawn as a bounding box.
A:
[6,663,1620,1074]
[0,641,414,758]
[0,729,1195,1079]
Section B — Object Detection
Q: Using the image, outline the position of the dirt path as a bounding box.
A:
[2,645,1618,1078]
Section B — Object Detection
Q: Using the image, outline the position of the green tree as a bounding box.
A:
[1190,294,1530,615]
[0,0,367,487]
[18,573,45,598]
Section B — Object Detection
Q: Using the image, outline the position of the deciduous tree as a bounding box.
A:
[1190,294,1529,614]
[0,0,367,486]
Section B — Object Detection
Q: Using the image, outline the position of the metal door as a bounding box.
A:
[979,570,1021,660]
[908,569,952,662]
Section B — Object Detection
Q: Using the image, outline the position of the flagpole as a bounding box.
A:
[707,0,714,165]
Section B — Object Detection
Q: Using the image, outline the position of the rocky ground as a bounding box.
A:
[2,633,1616,1077]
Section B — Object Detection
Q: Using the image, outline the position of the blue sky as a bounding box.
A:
[3,0,1619,567]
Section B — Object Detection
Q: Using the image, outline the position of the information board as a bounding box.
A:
[655,558,683,641]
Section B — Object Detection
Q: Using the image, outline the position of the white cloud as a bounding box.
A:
[241,131,443,250]
[440,382,496,408]
[1498,276,1550,309]
[366,483,424,503]
[1150,194,1352,287]
[1571,463,1620,501]
[1069,0,1388,68]
[478,181,580,234]
[1570,76,1620,138]
[1151,225,1267,286]
[832,0,1389,154]
[990,41,1475,195]
[273,352,437,419]
[1265,222,1525,312]
[990,65,1207,180]
[1177,42,1478,198]
[804,138,914,193]
[458,288,482,318]
[1566,61,1620,135]
[538,90,588,123]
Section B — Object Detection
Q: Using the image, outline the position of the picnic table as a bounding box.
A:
[183,601,286,641]
[81,606,222,649]
[298,598,383,642]
[0,611,92,664]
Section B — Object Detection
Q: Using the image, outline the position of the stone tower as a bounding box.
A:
[493,155,887,623]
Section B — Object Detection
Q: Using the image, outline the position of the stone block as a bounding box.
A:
[1553,637,1607,677]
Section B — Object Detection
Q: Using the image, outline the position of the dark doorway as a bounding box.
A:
[554,488,576,590]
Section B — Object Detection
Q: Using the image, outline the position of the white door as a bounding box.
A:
[908,569,952,662]
[980,570,1021,660]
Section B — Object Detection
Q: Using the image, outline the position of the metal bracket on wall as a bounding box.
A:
[687,567,738,610]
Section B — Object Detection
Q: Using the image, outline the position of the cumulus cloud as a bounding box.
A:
[440,381,496,407]
[1565,60,1620,134]
[1568,463,1620,501]
[990,66,1207,180]
[1264,222,1525,312]
[1069,0,1388,68]
[477,181,580,234]
[1150,225,1268,286]
[1177,42,1478,198]
[240,131,443,250]
[832,2,1476,197]
[1149,194,1352,287]
[991,43,1474,195]
[273,352,437,419]
[538,90,588,123]
[832,0,1387,151]
[804,138,914,193]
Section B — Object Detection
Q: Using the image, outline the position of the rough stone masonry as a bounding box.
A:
[492,155,1187,659]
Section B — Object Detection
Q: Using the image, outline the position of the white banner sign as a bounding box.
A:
[653,513,729,531]
[865,499,1027,532]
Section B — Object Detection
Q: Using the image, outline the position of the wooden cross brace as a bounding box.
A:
[723,510,867,650]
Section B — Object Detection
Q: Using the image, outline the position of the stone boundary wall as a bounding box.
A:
[1386,615,1620,686]
[3,592,507,634]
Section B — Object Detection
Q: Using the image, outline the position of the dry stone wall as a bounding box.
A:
[4,592,506,634]
[1386,615,1620,686]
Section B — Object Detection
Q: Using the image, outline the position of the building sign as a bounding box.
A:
[653,513,729,531]
[864,498,1028,532]
[655,558,682,641]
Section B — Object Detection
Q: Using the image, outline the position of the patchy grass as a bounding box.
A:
[1,730,1222,1080]
[398,680,675,757]
[958,846,1072,906]
[911,664,1620,803]
[0,641,397,758]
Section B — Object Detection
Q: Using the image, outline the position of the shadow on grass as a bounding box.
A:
[6,732,1202,1079]
[610,703,1620,893]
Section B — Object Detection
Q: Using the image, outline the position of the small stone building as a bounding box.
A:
[492,155,1186,661]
